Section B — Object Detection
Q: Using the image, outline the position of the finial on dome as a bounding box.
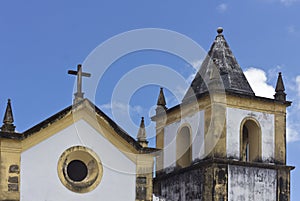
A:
[217,27,223,34]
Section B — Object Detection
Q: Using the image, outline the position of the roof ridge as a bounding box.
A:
[4,99,156,153]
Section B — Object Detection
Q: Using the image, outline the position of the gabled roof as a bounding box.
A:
[183,28,255,101]
[0,99,157,153]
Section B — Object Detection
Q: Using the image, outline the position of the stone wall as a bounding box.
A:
[154,160,293,201]
[228,165,277,201]
[155,167,205,201]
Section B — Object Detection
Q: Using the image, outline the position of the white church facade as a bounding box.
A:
[0,28,294,201]
[0,97,156,201]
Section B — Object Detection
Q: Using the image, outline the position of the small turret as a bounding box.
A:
[156,87,167,114]
[1,99,16,132]
[274,72,286,102]
[137,117,148,148]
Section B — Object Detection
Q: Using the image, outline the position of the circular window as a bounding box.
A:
[67,160,88,182]
[57,146,103,193]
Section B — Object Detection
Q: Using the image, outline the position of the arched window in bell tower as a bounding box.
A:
[242,126,250,161]
[176,126,192,168]
[240,119,262,162]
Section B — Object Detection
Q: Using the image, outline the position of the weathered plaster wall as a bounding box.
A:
[0,140,21,201]
[158,168,204,201]
[163,110,205,168]
[228,165,277,201]
[20,119,136,201]
[226,107,275,161]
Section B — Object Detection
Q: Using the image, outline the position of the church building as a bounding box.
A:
[0,28,294,201]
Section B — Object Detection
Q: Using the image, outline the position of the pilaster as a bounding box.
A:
[0,139,21,201]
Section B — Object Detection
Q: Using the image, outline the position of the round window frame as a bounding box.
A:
[57,146,103,193]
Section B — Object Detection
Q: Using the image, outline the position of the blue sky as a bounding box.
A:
[1,0,300,200]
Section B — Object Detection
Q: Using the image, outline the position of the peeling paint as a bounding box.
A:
[226,107,275,161]
[159,168,204,201]
[228,165,276,201]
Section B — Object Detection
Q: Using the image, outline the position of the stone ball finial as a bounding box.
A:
[217,27,223,34]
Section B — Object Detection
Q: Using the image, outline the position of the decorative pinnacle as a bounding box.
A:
[217,27,223,34]
[275,72,285,92]
[3,99,13,124]
[156,87,167,114]
[157,87,166,107]
[1,99,16,132]
[137,117,146,140]
[137,117,148,147]
[274,72,286,102]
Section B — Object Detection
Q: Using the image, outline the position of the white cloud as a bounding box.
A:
[190,60,203,70]
[286,75,300,142]
[268,65,283,80]
[186,59,202,85]
[296,75,300,96]
[173,85,186,100]
[186,70,197,85]
[287,25,296,34]
[293,75,300,110]
[261,0,299,6]
[244,67,275,99]
[101,101,143,116]
[101,102,123,111]
[100,101,157,143]
[217,3,228,13]
[100,102,145,138]
[280,0,298,6]
[287,25,300,36]
[286,124,300,142]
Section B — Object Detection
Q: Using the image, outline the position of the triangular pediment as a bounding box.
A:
[0,99,156,159]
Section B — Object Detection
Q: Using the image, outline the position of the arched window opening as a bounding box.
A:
[176,126,192,168]
[242,126,249,161]
[241,120,261,162]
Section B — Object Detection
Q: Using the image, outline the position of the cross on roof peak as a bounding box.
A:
[68,64,91,104]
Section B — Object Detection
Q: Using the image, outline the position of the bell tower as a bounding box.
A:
[153,28,294,201]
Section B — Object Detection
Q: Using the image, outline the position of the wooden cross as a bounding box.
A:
[68,64,91,102]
